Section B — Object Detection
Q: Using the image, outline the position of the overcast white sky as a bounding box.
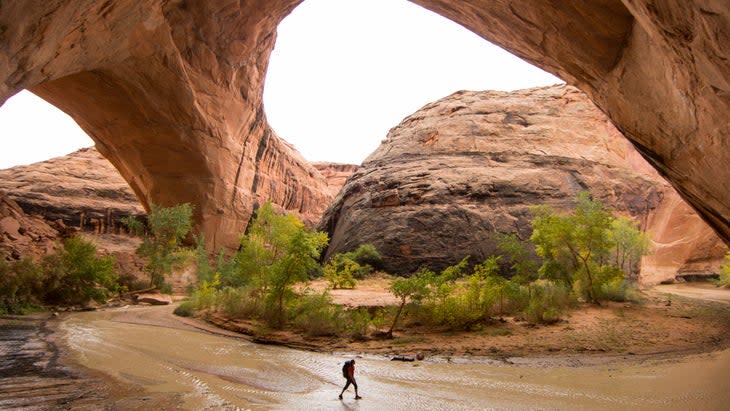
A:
[0,0,561,170]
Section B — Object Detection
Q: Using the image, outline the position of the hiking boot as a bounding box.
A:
[338,394,343,400]
[355,395,362,400]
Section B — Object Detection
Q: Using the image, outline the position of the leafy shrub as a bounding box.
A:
[718,252,730,288]
[599,277,643,303]
[530,192,649,304]
[118,272,153,292]
[343,308,372,339]
[123,203,193,289]
[424,293,482,330]
[236,202,329,328]
[496,233,539,283]
[173,301,195,317]
[42,236,118,306]
[190,273,221,310]
[346,243,383,274]
[217,286,262,319]
[323,255,358,289]
[522,280,572,324]
[290,291,343,336]
[0,257,45,314]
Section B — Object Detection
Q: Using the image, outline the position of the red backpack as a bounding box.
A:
[342,360,354,378]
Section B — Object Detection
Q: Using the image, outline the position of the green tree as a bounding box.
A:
[530,192,614,304]
[323,254,359,289]
[718,252,730,288]
[266,228,329,326]
[608,216,651,281]
[439,255,470,283]
[345,243,383,274]
[123,203,193,289]
[496,233,539,284]
[42,236,118,306]
[387,269,435,337]
[0,257,45,314]
[231,202,329,327]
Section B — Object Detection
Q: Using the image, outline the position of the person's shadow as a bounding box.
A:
[338,398,362,410]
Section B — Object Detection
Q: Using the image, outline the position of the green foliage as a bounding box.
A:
[322,244,383,288]
[199,202,330,328]
[343,308,372,339]
[323,255,358,289]
[0,257,45,314]
[194,236,241,288]
[264,227,329,327]
[522,280,572,324]
[217,285,263,319]
[387,268,435,336]
[599,277,643,303]
[530,192,649,304]
[189,273,221,310]
[608,216,651,280]
[439,256,470,282]
[717,252,730,288]
[345,243,383,274]
[42,236,118,306]
[124,203,194,289]
[173,300,195,317]
[290,291,343,336]
[496,233,538,283]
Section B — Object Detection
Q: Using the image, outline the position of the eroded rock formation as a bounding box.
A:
[0,148,145,233]
[0,192,59,261]
[0,1,728,251]
[312,163,361,198]
[319,85,727,282]
[0,147,355,233]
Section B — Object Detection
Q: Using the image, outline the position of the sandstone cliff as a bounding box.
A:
[0,148,145,234]
[0,147,354,235]
[0,192,59,261]
[1,1,727,250]
[312,163,361,198]
[319,85,727,283]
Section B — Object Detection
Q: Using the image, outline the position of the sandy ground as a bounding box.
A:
[55,306,730,410]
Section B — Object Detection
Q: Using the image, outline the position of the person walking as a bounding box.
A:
[339,359,361,400]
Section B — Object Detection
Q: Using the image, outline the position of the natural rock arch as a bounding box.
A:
[1,0,728,249]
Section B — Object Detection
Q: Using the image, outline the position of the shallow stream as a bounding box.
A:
[59,306,730,410]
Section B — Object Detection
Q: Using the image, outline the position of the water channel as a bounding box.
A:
[58,305,730,410]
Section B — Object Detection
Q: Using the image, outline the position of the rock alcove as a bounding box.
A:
[1,0,728,250]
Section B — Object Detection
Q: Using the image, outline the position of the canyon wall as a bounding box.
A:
[0,148,355,235]
[0,148,145,234]
[0,0,728,251]
[319,85,727,283]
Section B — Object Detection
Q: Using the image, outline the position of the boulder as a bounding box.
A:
[319,85,727,282]
[135,293,172,306]
[0,191,59,261]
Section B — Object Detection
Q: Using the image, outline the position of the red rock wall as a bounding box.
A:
[0,0,728,251]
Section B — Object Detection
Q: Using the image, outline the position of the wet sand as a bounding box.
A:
[56,303,730,410]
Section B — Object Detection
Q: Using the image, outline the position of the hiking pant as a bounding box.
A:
[342,377,358,392]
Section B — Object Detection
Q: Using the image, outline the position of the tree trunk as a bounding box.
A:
[387,300,406,338]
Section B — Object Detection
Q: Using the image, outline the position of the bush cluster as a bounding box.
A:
[1,236,119,314]
[717,252,730,288]
[176,193,648,340]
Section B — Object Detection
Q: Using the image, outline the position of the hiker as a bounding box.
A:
[339,359,361,400]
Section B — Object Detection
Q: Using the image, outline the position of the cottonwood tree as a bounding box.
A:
[387,269,434,338]
[530,192,616,304]
[608,216,651,281]
[236,202,329,327]
[122,203,193,290]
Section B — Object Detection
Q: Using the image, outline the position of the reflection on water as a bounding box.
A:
[61,307,730,410]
